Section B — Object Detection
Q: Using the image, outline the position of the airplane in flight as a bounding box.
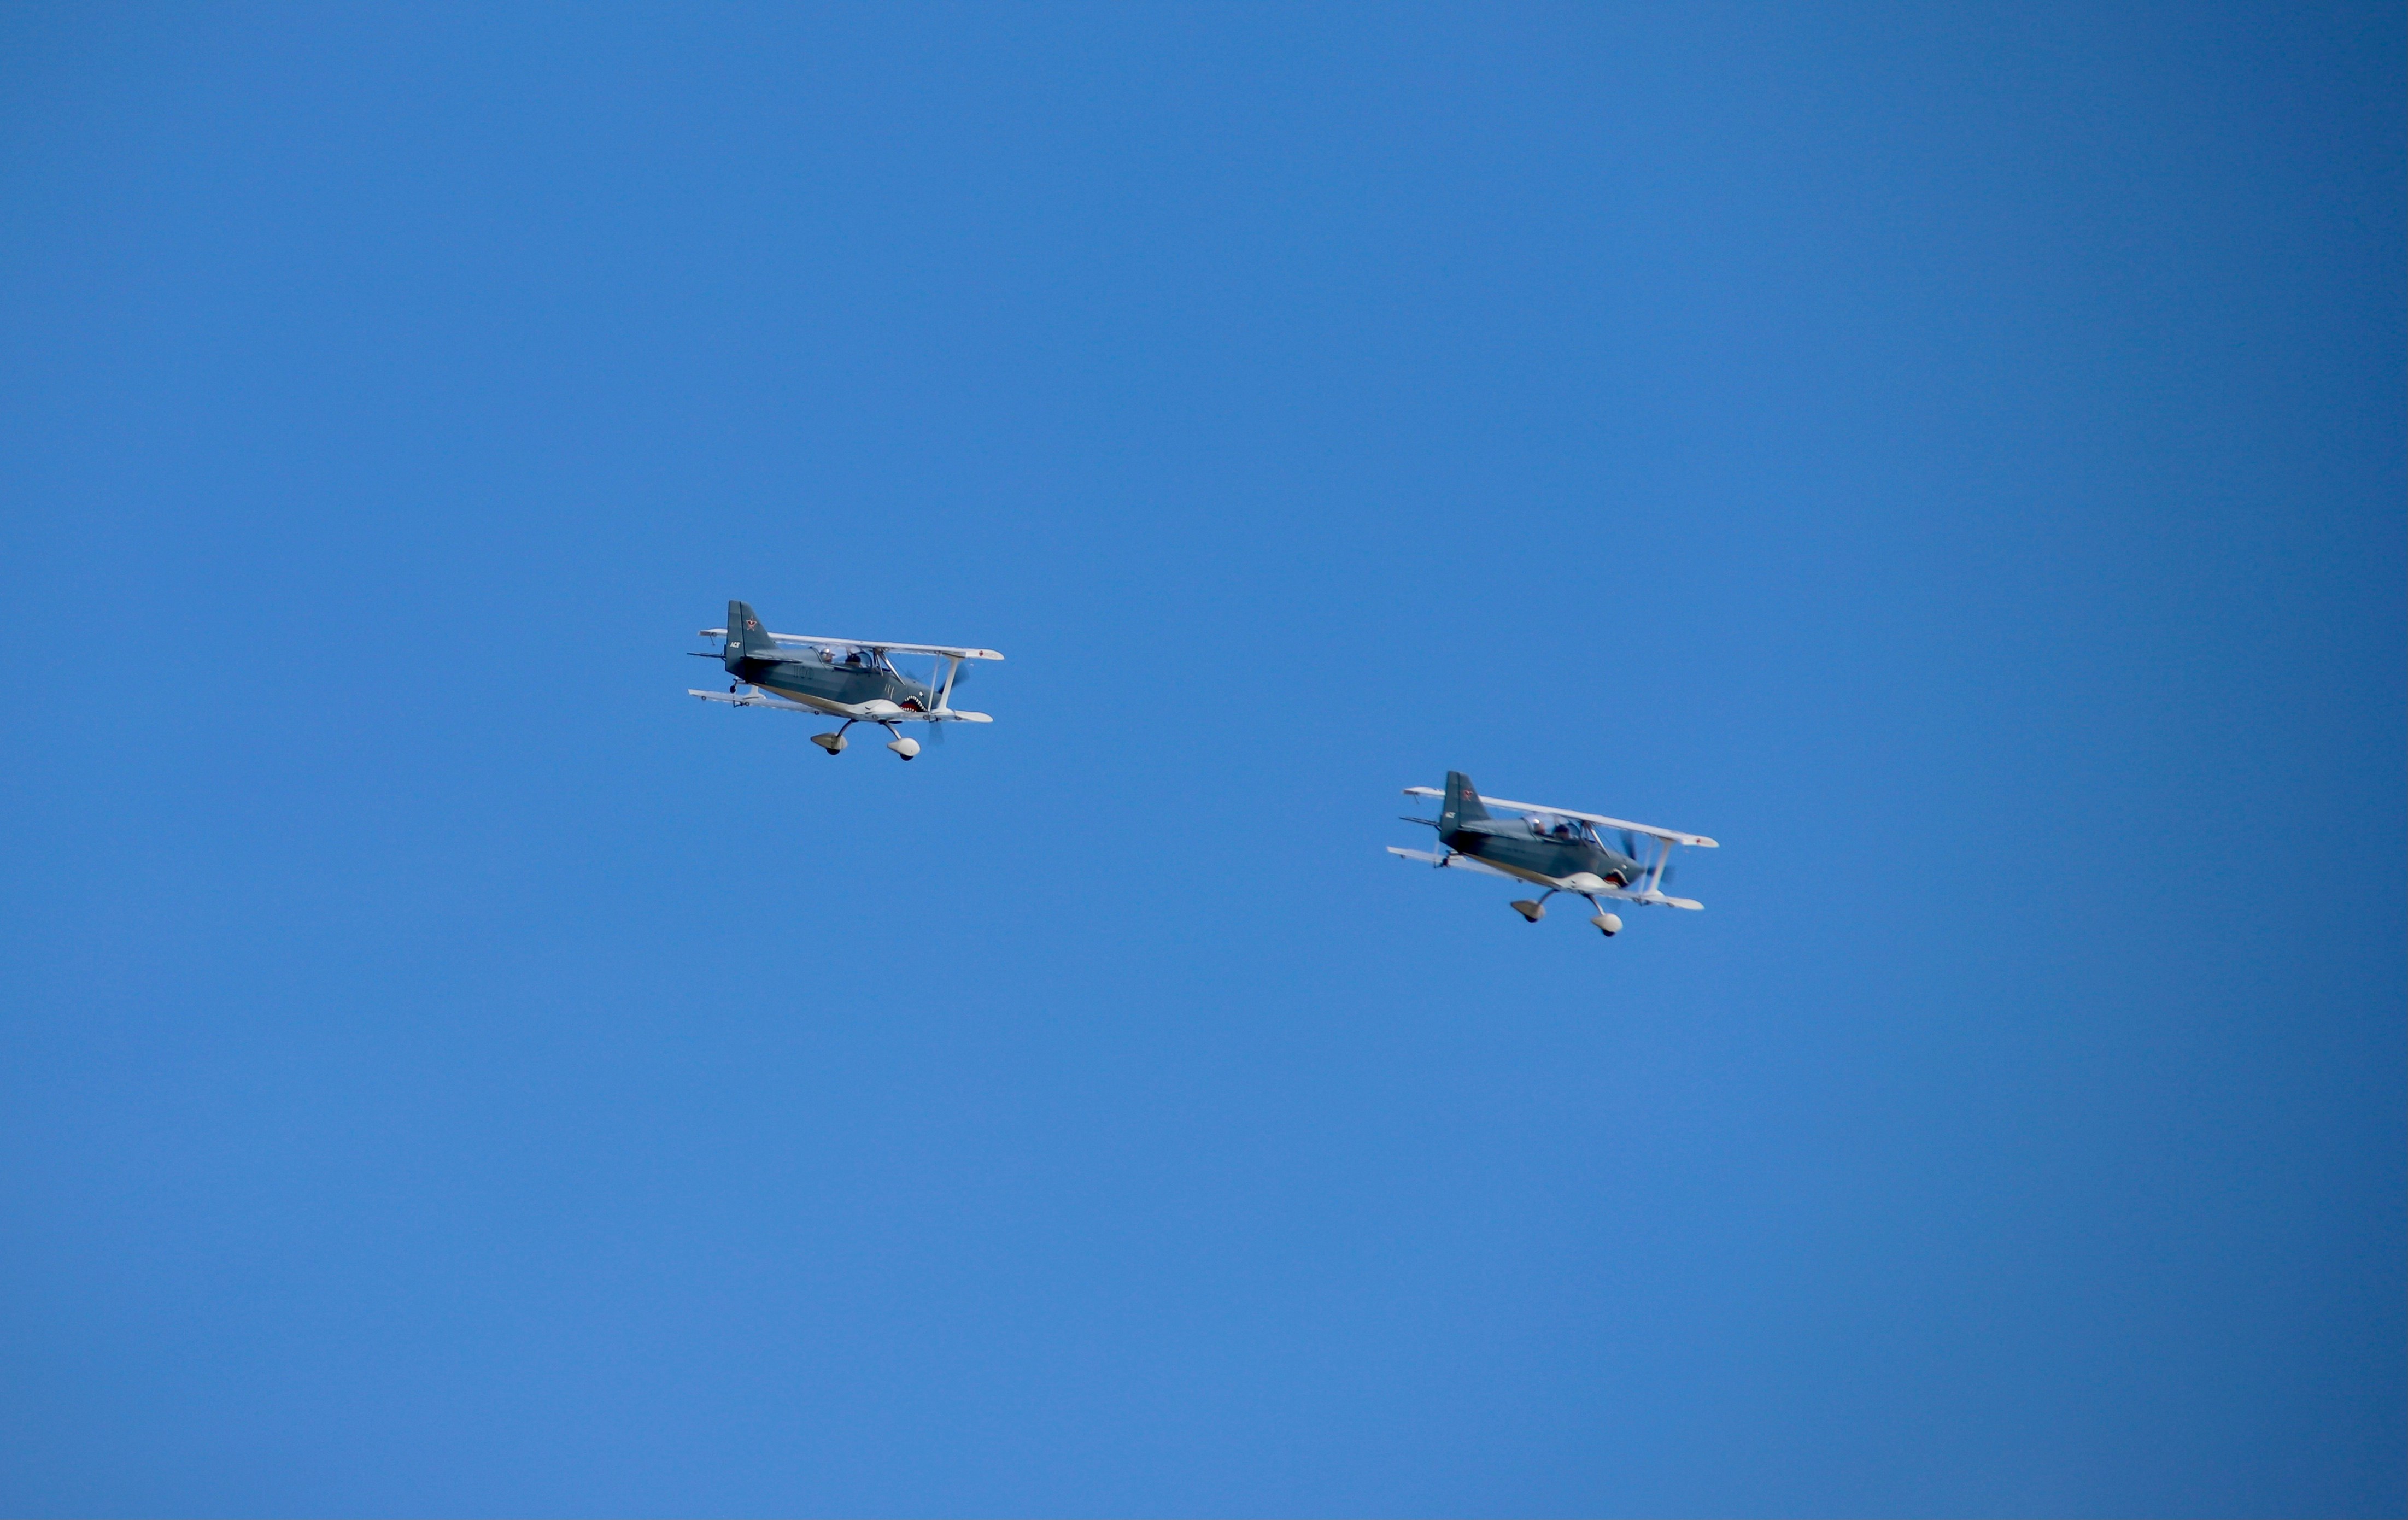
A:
[688,600,1002,760]
[1390,771,1718,937]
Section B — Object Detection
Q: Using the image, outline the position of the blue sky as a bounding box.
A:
[1,5,2400,1515]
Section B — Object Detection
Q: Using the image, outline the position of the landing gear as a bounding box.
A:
[1579,894,1621,937]
[812,719,854,755]
[1508,888,1622,938]
[806,720,918,760]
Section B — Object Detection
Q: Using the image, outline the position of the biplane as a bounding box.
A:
[1390,771,1718,937]
[688,600,1002,760]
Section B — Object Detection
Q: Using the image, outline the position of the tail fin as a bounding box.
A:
[1439,771,1490,834]
[725,600,775,671]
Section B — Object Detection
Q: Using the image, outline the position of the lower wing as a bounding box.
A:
[1580,885,1704,910]
[1387,849,1703,908]
[688,689,993,723]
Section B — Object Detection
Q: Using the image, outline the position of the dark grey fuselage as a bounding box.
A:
[722,641,938,713]
[1442,816,1643,887]
[1419,769,1646,889]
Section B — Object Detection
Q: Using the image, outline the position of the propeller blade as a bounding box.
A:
[893,656,948,743]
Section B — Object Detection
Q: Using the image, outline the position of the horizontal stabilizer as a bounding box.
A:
[1385,846,1522,882]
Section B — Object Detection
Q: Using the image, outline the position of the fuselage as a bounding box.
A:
[724,645,938,713]
[1440,817,1644,890]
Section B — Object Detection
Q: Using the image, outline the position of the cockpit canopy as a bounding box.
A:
[813,644,897,673]
[1525,814,1593,844]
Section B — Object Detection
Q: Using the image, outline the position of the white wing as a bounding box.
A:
[700,630,1003,661]
[1388,848,1706,908]
[1577,884,1705,910]
[689,689,992,723]
[1399,787,1716,848]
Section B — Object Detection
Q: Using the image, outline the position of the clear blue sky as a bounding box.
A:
[2,5,2400,1515]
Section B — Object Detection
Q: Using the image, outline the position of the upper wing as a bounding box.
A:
[1401,787,1717,848]
[699,629,1004,661]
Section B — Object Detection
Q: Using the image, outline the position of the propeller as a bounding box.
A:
[1614,830,1675,889]
[903,656,970,700]
[906,657,968,745]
